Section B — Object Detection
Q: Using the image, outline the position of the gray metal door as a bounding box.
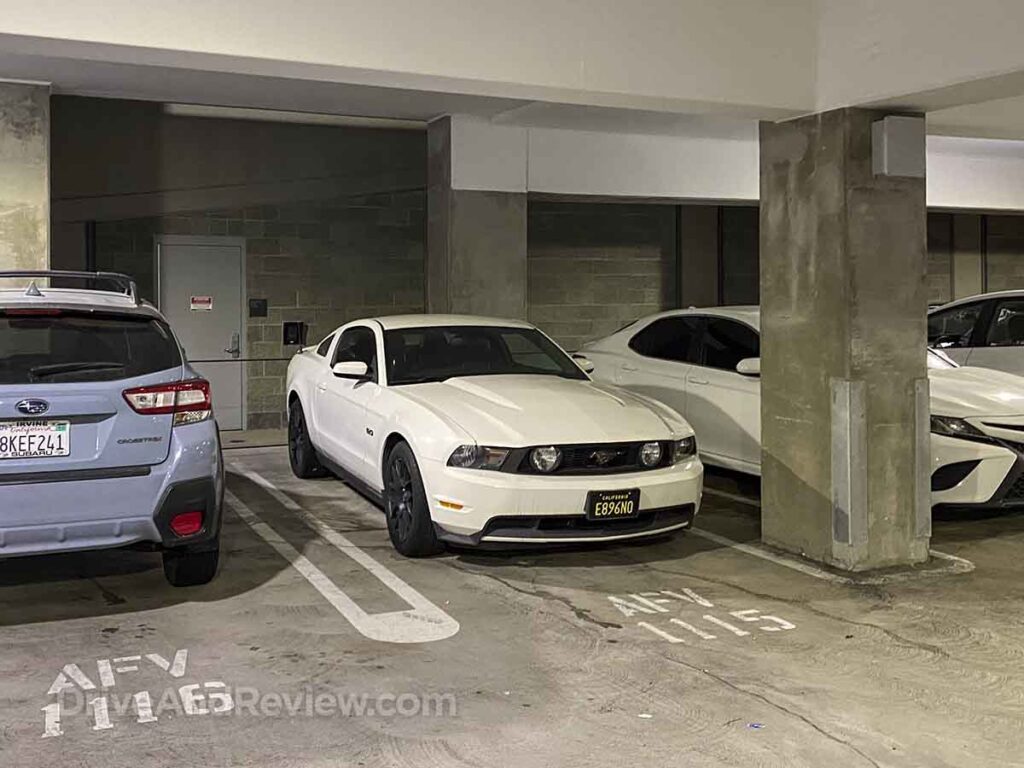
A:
[157,237,245,430]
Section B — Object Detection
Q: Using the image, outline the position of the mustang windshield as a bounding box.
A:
[384,326,587,385]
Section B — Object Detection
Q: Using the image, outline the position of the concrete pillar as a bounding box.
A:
[426,116,527,319]
[678,205,719,307]
[759,108,931,571]
[951,213,985,299]
[0,82,49,271]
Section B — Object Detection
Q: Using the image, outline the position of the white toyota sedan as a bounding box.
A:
[286,315,703,556]
[582,307,1024,510]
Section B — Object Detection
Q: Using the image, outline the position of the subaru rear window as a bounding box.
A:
[0,310,182,384]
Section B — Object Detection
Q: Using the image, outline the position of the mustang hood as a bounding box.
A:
[396,374,690,446]
[929,366,1024,417]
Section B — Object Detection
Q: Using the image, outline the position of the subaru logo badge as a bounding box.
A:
[16,399,49,416]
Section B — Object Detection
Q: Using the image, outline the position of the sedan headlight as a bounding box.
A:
[670,436,697,464]
[447,445,510,470]
[530,446,562,473]
[930,416,985,439]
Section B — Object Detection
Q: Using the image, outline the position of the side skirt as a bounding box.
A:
[315,451,385,508]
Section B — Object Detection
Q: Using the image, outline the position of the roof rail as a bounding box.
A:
[0,270,141,306]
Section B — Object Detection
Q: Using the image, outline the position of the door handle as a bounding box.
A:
[690,378,710,386]
[316,383,327,393]
[621,364,639,372]
[223,331,241,359]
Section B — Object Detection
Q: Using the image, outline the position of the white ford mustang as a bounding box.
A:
[286,315,704,556]
[581,306,1024,510]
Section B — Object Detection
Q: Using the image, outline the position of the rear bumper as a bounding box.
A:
[0,420,222,557]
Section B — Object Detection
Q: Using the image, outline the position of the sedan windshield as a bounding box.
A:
[384,325,587,385]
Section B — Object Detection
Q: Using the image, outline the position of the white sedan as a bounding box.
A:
[929,290,1024,376]
[582,307,1024,509]
[286,315,703,555]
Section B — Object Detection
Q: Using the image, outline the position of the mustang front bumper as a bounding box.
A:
[422,455,704,545]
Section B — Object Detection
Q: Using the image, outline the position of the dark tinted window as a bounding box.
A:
[986,300,1024,347]
[316,334,335,357]
[333,327,378,380]
[384,326,586,385]
[701,318,760,371]
[0,310,181,384]
[928,303,984,349]
[628,317,701,363]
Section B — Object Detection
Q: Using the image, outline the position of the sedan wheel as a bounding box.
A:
[384,442,442,557]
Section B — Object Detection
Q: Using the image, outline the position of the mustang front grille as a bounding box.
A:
[504,441,672,476]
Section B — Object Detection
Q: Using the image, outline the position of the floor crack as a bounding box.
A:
[441,560,622,630]
[658,651,883,768]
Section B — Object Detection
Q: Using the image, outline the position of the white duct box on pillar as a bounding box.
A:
[872,116,926,178]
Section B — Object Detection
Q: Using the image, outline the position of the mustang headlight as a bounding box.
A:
[447,445,510,470]
[671,436,697,463]
[930,416,985,439]
[530,446,562,473]
[639,441,663,468]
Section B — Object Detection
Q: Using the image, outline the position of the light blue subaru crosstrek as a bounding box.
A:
[0,271,223,586]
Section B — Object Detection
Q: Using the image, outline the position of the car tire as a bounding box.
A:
[384,442,442,557]
[163,542,220,587]
[288,399,328,479]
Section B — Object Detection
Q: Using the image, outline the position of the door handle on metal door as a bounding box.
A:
[621,364,638,372]
[223,331,241,359]
[316,384,327,393]
[690,378,710,385]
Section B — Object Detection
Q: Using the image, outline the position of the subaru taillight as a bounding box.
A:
[123,379,212,426]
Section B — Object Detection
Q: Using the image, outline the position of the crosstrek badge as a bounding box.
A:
[190,295,213,311]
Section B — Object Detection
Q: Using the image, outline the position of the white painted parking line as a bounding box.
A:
[225,465,459,644]
[690,521,975,585]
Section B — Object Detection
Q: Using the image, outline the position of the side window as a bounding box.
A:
[700,318,760,372]
[628,317,701,363]
[315,334,335,357]
[986,300,1024,347]
[928,303,984,349]
[333,327,378,381]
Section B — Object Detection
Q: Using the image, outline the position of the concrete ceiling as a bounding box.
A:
[930,95,1024,141]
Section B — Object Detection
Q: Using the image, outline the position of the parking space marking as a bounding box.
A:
[612,588,797,645]
[691,520,975,585]
[225,465,459,644]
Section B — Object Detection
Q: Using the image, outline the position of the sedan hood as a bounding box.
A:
[396,374,690,446]
[929,366,1024,417]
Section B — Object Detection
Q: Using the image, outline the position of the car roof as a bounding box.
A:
[629,305,761,330]
[0,286,163,318]
[930,290,1024,313]
[372,314,536,331]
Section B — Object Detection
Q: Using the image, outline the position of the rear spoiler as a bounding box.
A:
[0,270,141,306]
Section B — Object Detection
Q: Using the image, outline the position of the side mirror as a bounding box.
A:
[572,354,596,374]
[736,357,760,377]
[332,361,369,379]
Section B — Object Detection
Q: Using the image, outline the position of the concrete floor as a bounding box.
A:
[1,449,1022,767]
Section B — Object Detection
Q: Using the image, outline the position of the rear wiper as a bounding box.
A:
[30,362,125,378]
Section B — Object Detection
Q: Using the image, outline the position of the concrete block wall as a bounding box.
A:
[527,201,677,351]
[927,213,954,305]
[95,191,425,429]
[986,215,1024,292]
